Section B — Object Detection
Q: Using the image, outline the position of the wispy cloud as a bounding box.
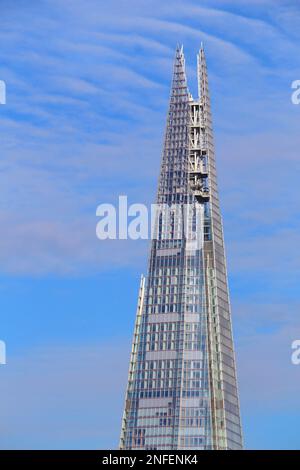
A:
[0,0,299,280]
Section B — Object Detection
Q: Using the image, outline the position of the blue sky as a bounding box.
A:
[0,0,300,449]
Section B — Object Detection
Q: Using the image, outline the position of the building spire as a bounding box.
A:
[157,45,190,204]
[171,44,188,103]
[197,44,210,107]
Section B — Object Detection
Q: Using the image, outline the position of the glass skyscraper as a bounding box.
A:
[119,46,243,450]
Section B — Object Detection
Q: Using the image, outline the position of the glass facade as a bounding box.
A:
[120,46,243,450]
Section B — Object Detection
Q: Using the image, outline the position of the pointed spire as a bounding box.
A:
[174,43,185,68]
[170,44,188,104]
[197,43,210,107]
[175,43,184,55]
[157,46,190,204]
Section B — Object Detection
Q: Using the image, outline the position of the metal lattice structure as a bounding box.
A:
[119,46,243,450]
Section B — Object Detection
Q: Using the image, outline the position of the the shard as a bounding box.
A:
[119,45,243,450]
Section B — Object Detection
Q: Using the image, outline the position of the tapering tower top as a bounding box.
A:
[197,44,210,107]
[157,43,190,205]
[170,44,189,104]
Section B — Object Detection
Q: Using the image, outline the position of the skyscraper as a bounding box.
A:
[120,45,243,450]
